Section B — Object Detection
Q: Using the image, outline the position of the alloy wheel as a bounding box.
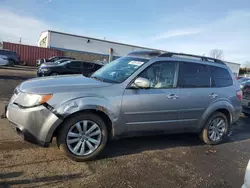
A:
[208,117,226,141]
[66,120,102,156]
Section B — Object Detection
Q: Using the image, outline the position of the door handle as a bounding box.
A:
[209,93,218,98]
[167,94,179,99]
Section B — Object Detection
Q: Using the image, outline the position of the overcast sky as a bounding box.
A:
[0,0,250,64]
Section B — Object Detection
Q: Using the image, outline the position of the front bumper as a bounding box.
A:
[37,71,50,77]
[6,103,63,147]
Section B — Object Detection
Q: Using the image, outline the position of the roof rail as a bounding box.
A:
[159,52,225,64]
[127,50,162,58]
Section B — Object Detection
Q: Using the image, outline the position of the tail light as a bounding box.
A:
[237,90,243,101]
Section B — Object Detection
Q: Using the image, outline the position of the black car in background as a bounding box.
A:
[242,81,250,117]
[36,56,75,66]
[37,60,103,77]
[0,49,20,65]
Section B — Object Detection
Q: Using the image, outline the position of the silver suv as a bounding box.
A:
[6,51,242,161]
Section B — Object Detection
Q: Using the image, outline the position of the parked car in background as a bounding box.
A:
[238,77,250,83]
[6,50,242,161]
[37,60,103,77]
[40,58,73,67]
[0,55,10,66]
[36,56,75,66]
[0,49,20,66]
[242,160,250,188]
[242,81,250,117]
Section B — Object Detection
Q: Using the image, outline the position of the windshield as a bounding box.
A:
[91,56,149,83]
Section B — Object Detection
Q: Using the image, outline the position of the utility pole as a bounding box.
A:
[19,38,22,44]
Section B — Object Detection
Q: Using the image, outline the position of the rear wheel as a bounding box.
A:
[57,113,108,161]
[200,112,228,145]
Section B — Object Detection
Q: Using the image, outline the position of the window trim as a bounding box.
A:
[126,60,180,89]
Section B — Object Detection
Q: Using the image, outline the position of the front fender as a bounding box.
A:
[46,97,120,141]
[198,100,235,130]
[56,97,120,121]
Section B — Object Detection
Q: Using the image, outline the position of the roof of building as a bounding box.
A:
[42,30,165,52]
[39,30,241,66]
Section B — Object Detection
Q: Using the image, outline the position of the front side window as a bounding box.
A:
[68,61,82,69]
[91,56,149,83]
[82,63,94,69]
[138,61,178,89]
[178,62,210,88]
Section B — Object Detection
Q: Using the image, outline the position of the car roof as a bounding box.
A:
[127,50,226,66]
[67,60,103,66]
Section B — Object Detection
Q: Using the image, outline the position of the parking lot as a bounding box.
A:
[0,66,250,188]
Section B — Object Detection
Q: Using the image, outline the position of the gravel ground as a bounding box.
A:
[0,67,250,188]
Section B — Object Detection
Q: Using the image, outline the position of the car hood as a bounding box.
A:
[18,75,113,94]
[40,62,61,67]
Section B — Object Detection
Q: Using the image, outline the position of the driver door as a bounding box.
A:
[121,61,181,132]
[65,61,82,75]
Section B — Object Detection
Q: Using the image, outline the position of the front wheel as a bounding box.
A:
[57,113,108,161]
[200,112,228,145]
[50,72,59,76]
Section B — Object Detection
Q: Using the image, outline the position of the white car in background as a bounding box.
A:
[0,55,9,66]
[242,160,250,188]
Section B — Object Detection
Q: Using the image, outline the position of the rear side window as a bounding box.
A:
[210,66,233,87]
[178,62,211,88]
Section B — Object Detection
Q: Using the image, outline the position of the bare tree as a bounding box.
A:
[209,49,224,59]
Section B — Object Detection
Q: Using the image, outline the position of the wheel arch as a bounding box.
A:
[48,97,120,142]
[198,100,234,130]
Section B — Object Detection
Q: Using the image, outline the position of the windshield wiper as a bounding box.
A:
[91,76,104,82]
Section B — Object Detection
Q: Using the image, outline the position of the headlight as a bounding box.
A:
[41,68,50,72]
[15,93,53,107]
[241,84,244,89]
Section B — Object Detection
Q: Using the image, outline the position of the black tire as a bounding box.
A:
[57,113,108,162]
[50,72,59,76]
[200,112,229,145]
[8,60,15,67]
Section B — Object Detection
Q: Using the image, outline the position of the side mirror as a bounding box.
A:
[132,77,150,89]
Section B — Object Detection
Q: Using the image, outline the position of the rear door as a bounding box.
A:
[177,62,214,128]
[65,61,82,75]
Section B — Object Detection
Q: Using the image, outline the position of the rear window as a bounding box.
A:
[178,62,211,88]
[210,66,233,87]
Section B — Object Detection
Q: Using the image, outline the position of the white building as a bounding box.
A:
[38,30,240,75]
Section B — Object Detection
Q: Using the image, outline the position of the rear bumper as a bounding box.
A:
[6,103,63,147]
